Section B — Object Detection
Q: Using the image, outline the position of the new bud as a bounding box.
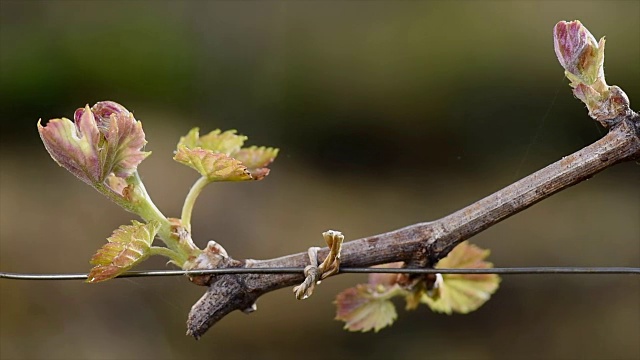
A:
[553,20,604,86]
[553,21,631,125]
[76,101,130,125]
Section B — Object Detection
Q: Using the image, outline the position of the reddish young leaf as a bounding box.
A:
[87,220,160,283]
[232,146,279,180]
[37,105,102,186]
[334,284,399,333]
[368,262,404,288]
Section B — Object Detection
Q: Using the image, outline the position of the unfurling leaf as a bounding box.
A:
[421,241,500,314]
[174,128,279,181]
[174,146,252,182]
[334,285,398,333]
[87,220,160,283]
[37,106,102,186]
[38,101,150,191]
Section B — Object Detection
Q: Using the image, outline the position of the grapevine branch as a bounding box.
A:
[186,113,640,339]
[25,20,638,339]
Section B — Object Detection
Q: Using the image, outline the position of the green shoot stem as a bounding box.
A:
[95,172,201,266]
[149,246,183,265]
[181,176,210,233]
[130,172,166,224]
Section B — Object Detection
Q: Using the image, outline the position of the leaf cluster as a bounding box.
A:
[38,102,279,282]
[334,242,500,332]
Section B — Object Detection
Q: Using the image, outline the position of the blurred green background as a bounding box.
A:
[1,1,638,359]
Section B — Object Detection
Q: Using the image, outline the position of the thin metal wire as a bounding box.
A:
[0,267,638,280]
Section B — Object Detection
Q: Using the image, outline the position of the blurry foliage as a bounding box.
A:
[1,1,638,175]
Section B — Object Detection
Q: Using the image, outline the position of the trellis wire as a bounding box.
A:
[1,267,638,280]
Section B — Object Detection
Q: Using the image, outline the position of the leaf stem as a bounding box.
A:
[130,172,167,224]
[149,246,183,265]
[181,176,210,233]
[126,172,180,253]
[128,173,203,266]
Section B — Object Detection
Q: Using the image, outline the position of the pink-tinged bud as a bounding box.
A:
[75,101,130,126]
[38,101,150,192]
[90,101,130,120]
[74,101,132,136]
[553,20,605,86]
[554,21,631,125]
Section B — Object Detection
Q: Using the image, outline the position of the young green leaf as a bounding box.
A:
[87,220,160,283]
[176,127,200,149]
[177,128,247,156]
[174,128,279,181]
[174,146,252,182]
[421,242,500,314]
[334,284,399,333]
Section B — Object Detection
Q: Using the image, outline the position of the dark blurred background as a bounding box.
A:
[1,1,638,359]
